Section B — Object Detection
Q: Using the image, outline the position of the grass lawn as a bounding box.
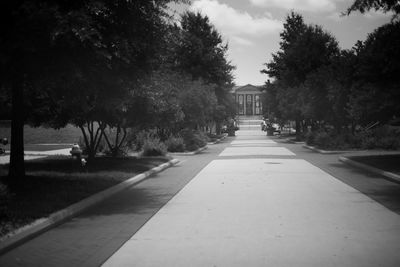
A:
[24,144,73,151]
[348,154,400,175]
[0,122,82,149]
[0,155,170,238]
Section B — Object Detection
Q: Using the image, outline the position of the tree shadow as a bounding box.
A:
[327,162,400,215]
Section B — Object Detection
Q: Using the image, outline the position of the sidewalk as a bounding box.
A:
[1,130,400,266]
[103,130,400,267]
[0,141,230,267]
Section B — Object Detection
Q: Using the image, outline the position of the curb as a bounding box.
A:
[282,139,305,144]
[207,140,220,145]
[339,156,400,184]
[207,134,228,145]
[0,158,180,255]
[168,145,208,156]
[303,145,355,154]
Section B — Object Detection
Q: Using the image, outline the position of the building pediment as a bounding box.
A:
[232,84,263,93]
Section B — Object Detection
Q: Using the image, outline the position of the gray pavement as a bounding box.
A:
[1,129,400,266]
[0,142,230,266]
[104,130,400,267]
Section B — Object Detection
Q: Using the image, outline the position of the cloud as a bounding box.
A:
[327,9,393,21]
[190,0,283,40]
[231,36,254,46]
[363,9,393,19]
[327,12,345,22]
[250,0,337,13]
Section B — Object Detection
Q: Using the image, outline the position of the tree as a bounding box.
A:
[346,0,400,17]
[140,69,219,137]
[173,12,236,130]
[261,12,339,137]
[348,21,400,125]
[1,0,185,178]
[0,1,90,178]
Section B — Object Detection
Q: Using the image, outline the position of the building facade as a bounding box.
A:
[231,84,264,116]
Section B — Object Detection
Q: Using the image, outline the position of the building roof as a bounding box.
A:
[230,84,264,94]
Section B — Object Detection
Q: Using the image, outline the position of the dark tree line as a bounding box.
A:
[0,1,235,179]
[261,1,400,139]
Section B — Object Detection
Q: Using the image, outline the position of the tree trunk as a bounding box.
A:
[295,117,301,141]
[216,122,221,135]
[9,78,25,178]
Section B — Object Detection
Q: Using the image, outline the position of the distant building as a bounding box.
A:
[231,84,264,116]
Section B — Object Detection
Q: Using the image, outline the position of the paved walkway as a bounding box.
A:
[103,130,400,267]
[1,129,400,266]
[0,142,228,266]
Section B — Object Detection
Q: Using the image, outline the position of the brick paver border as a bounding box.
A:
[0,158,179,255]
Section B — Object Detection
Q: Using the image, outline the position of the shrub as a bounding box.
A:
[308,125,400,150]
[314,131,331,148]
[180,129,207,151]
[359,125,400,150]
[127,130,158,151]
[376,137,400,150]
[142,137,167,156]
[165,136,185,152]
[305,131,316,145]
[343,133,362,148]
[0,183,11,215]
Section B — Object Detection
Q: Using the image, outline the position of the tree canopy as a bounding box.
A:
[261,12,339,136]
[261,7,399,137]
[346,0,400,16]
[174,12,235,113]
[1,0,186,177]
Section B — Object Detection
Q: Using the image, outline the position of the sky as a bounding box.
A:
[171,0,393,86]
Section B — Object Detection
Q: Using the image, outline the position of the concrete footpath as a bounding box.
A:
[1,129,400,266]
[0,143,229,266]
[103,130,400,267]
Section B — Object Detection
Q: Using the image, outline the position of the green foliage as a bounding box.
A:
[262,10,398,138]
[171,11,236,124]
[177,12,235,89]
[306,125,400,150]
[0,183,11,215]
[360,126,400,150]
[140,70,219,135]
[261,12,339,137]
[142,137,167,157]
[165,136,186,152]
[2,1,186,175]
[348,21,400,125]
[129,130,157,151]
[305,131,316,146]
[179,80,218,129]
[180,129,207,151]
[313,132,331,148]
[346,0,400,16]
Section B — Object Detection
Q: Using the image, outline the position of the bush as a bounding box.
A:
[360,126,400,150]
[127,130,158,151]
[142,137,167,156]
[0,183,11,216]
[305,131,316,145]
[307,125,400,150]
[165,136,185,152]
[309,131,355,150]
[376,137,400,150]
[314,131,331,148]
[180,129,207,151]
